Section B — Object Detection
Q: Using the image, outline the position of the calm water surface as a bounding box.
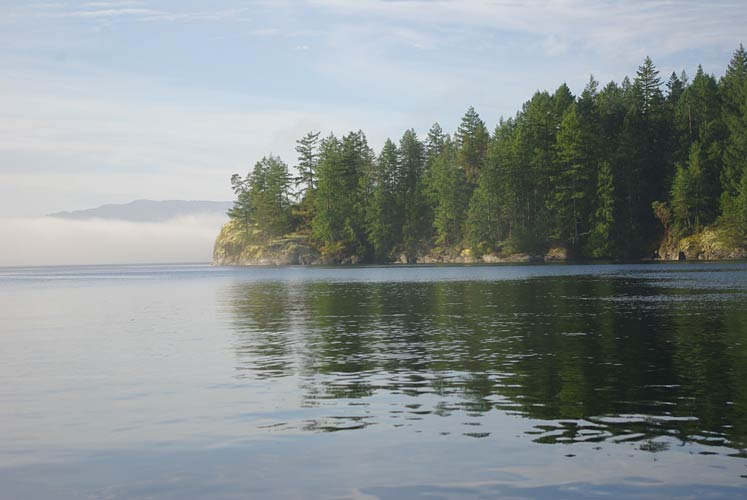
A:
[1,263,746,499]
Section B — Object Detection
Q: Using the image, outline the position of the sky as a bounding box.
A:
[2,0,746,217]
[0,0,745,264]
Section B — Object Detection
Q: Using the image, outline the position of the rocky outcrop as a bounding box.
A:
[213,221,321,266]
[656,228,747,261]
[397,247,551,264]
[544,246,570,262]
[213,220,573,266]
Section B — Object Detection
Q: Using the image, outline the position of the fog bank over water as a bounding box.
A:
[0,214,227,266]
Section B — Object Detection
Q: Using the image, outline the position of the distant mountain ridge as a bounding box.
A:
[48,199,233,222]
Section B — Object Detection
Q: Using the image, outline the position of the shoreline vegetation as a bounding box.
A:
[214,47,747,266]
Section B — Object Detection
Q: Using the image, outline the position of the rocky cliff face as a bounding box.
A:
[213,220,571,266]
[212,221,321,266]
[656,228,747,261]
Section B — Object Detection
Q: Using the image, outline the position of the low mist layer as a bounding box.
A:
[0,214,227,266]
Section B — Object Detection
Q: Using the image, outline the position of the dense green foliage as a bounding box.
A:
[229,156,293,240]
[229,46,747,261]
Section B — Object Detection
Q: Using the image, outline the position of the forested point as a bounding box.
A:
[220,46,747,264]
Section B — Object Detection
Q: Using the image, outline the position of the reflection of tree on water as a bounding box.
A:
[670,299,747,450]
[226,282,298,379]
[224,275,747,452]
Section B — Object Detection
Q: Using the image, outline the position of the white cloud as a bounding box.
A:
[41,8,160,19]
[311,0,746,60]
[23,0,747,61]
[137,8,252,23]
[31,3,252,23]
[80,1,145,6]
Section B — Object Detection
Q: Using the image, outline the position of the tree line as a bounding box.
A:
[228,45,747,262]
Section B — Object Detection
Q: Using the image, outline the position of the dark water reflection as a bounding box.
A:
[226,273,747,455]
[2,263,747,499]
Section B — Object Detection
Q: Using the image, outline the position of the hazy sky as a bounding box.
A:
[1,0,746,217]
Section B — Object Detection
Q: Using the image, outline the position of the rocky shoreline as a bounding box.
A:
[655,228,747,261]
[214,221,746,266]
[213,221,574,266]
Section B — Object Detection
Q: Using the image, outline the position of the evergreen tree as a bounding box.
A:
[552,105,582,243]
[466,129,505,254]
[425,122,447,165]
[671,142,707,233]
[635,56,664,115]
[430,139,468,247]
[251,156,293,239]
[312,135,366,260]
[678,67,724,225]
[295,131,320,194]
[227,156,292,240]
[720,44,747,196]
[548,81,583,248]
[398,129,427,260]
[719,170,747,244]
[586,161,616,258]
[294,131,321,225]
[366,139,400,261]
[666,71,685,104]
[552,82,576,120]
[512,91,558,250]
[228,173,253,232]
[613,56,672,256]
[424,122,448,213]
[455,107,489,186]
